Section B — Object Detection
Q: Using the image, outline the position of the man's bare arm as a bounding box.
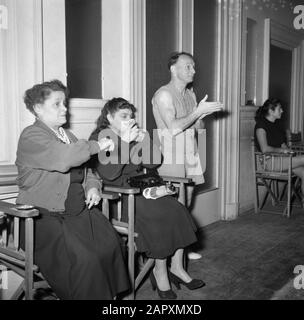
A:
[154,91,222,135]
[154,90,199,134]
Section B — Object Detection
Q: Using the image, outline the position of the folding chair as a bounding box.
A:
[101,175,192,300]
[0,191,121,300]
[287,131,302,148]
[286,131,304,155]
[251,139,301,218]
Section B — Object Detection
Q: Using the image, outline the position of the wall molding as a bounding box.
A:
[130,0,146,128]
[219,0,243,220]
[0,165,17,176]
[68,98,107,139]
[69,98,107,109]
[0,164,18,195]
[33,0,43,82]
[240,106,258,120]
[262,18,270,103]
[270,19,303,49]
[301,41,304,133]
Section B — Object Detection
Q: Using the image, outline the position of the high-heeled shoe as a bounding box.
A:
[168,271,206,290]
[150,271,177,300]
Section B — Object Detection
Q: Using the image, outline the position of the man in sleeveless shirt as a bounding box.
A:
[152,52,222,260]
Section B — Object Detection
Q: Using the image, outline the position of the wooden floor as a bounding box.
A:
[2,206,304,300]
[135,208,304,300]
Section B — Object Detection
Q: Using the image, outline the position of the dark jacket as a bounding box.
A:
[16,119,101,211]
[89,129,162,187]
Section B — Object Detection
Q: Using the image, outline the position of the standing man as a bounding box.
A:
[152,52,222,260]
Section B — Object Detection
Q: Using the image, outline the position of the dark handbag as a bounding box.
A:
[127,172,165,190]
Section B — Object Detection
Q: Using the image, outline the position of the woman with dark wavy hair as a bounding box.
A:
[254,98,304,200]
[16,80,129,299]
[89,97,205,300]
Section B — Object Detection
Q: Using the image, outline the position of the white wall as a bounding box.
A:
[192,189,221,226]
[0,0,43,176]
[0,0,87,198]
[42,0,66,83]
[0,0,67,170]
[102,0,131,100]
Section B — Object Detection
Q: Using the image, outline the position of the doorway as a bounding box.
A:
[263,18,304,134]
[269,44,292,130]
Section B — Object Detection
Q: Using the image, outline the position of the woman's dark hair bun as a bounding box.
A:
[255,98,281,121]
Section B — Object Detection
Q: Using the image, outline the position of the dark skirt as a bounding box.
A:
[29,207,129,300]
[115,194,198,259]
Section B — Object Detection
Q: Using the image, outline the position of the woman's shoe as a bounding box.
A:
[168,271,206,290]
[150,271,177,300]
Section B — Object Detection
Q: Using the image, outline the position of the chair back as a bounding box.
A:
[251,138,293,177]
[101,175,192,299]
[287,131,302,147]
[251,137,299,218]
[286,131,304,154]
[0,199,40,299]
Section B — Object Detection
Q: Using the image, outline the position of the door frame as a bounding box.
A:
[218,0,243,220]
[263,18,304,133]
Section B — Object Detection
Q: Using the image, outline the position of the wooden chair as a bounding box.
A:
[0,177,191,300]
[101,175,192,300]
[287,131,302,148]
[0,191,120,300]
[0,200,42,299]
[287,132,304,155]
[251,139,301,218]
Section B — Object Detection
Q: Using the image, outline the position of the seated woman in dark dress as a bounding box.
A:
[254,98,304,199]
[16,80,129,300]
[89,97,205,300]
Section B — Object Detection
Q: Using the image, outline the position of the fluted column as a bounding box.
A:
[219,0,243,220]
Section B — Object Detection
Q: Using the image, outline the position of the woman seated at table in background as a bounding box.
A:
[16,80,129,300]
[89,97,205,300]
[254,98,304,201]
